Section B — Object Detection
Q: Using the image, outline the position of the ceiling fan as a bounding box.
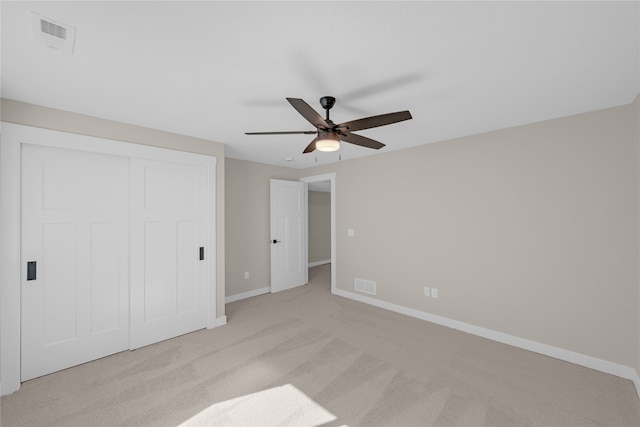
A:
[245,96,412,153]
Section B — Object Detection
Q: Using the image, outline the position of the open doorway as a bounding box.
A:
[300,173,336,294]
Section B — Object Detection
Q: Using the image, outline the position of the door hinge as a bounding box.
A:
[199,247,204,261]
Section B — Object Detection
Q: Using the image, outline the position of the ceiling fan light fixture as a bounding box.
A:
[315,133,340,152]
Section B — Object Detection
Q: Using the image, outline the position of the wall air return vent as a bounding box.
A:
[31,12,76,54]
[355,278,376,295]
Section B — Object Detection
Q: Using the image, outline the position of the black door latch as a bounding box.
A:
[27,261,36,280]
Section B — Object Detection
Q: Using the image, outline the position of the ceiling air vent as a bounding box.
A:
[31,12,76,54]
[40,20,67,39]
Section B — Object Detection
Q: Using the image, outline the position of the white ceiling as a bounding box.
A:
[2,1,638,169]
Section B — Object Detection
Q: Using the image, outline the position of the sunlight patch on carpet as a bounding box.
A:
[179,384,343,427]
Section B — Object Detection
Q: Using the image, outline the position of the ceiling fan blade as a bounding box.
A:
[337,111,412,133]
[245,131,317,135]
[303,135,319,153]
[339,132,385,150]
[286,98,330,129]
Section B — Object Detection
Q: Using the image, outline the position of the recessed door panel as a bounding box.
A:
[90,222,123,334]
[42,147,129,211]
[144,166,197,211]
[143,221,170,323]
[177,221,198,314]
[42,223,77,345]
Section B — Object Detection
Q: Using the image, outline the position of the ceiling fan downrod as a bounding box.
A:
[319,96,336,121]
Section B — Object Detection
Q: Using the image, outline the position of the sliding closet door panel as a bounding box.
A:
[21,144,130,381]
[130,158,207,349]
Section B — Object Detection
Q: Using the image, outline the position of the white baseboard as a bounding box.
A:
[225,287,271,304]
[215,316,227,327]
[334,288,640,399]
[308,259,330,267]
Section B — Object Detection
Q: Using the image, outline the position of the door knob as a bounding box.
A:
[272,239,282,244]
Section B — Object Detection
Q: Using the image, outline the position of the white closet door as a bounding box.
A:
[21,144,130,381]
[130,158,207,349]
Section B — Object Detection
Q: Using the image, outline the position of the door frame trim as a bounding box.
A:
[0,122,218,395]
[300,173,336,294]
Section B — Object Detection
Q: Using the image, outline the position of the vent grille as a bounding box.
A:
[31,12,76,54]
[40,19,67,39]
[355,278,376,295]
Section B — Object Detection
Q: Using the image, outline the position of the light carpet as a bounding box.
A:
[2,263,639,426]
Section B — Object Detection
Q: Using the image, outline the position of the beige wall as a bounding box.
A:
[224,99,638,368]
[298,100,638,368]
[225,158,299,298]
[308,191,331,264]
[1,98,227,317]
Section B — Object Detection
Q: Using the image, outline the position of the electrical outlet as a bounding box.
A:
[431,288,438,299]
[423,287,430,297]
[244,271,249,280]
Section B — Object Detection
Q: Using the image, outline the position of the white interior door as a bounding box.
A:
[130,158,207,349]
[21,144,130,381]
[270,179,307,293]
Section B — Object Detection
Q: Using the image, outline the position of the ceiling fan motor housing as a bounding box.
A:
[320,96,336,110]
